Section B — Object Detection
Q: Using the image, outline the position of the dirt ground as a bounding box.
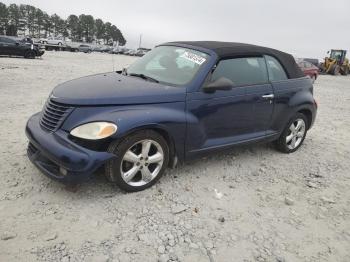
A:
[0,52,349,262]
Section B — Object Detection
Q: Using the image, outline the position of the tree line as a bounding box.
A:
[0,2,126,45]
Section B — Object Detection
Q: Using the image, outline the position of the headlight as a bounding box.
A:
[70,122,117,140]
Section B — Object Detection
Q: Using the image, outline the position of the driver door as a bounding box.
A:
[186,56,273,156]
[0,37,16,55]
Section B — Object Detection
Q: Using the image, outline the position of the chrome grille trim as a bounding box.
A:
[40,99,73,132]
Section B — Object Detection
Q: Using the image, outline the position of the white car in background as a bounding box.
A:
[40,36,65,46]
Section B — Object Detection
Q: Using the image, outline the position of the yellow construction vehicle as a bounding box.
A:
[320,49,350,75]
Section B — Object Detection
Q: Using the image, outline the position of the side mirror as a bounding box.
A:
[202,77,234,93]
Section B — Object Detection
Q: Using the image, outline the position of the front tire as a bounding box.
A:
[105,130,169,192]
[275,113,308,153]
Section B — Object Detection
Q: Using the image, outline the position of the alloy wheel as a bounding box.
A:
[286,118,306,150]
[120,139,164,186]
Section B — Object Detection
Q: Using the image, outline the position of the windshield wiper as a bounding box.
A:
[128,73,159,83]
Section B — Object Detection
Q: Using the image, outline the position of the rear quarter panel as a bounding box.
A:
[271,77,316,133]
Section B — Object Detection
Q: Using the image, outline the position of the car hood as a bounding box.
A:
[51,72,186,105]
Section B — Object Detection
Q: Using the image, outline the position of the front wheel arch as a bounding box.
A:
[105,129,170,191]
[111,126,178,168]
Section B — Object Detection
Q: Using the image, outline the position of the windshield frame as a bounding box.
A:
[125,45,213,87]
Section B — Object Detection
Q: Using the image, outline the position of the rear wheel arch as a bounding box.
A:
[297,108,312,129]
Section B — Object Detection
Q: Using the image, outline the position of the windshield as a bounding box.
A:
[126,46,209,86]
[330,50,343,60]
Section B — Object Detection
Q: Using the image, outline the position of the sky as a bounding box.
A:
[2,0,350,59]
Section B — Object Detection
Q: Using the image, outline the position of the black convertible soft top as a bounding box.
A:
[164,41,304,79]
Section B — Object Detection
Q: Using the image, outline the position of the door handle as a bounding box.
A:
[262,94,274,99]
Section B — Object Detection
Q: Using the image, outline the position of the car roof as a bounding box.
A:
[163,41,304,79]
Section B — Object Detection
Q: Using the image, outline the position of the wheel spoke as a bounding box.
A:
[297,131,304,138]
[141,167,153,182]
[120,138,164,187]
[123,150,139,163]
[141,141,152,158]
[286,133,294,143]
[148,152,163,163]
[291,136,297,148]
[295,120,303,131]
[289,123,296,132]
[123,166,139,182]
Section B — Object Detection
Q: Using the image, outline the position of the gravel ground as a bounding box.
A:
[0,52,350,262]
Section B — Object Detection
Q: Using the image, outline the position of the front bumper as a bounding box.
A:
[25,112,115,184]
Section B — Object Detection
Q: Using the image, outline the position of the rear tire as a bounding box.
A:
[340,66,349,76]
[275,113,308,153]
[24,50,35,59]
[330,64,340,75]
[105,130,169,192]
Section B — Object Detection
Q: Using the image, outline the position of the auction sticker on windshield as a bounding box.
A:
[180,51,206,65]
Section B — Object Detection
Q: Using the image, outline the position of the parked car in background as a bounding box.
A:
[0,35,45,58]
[109,47,125,54]
[125,49,136,56]
[92,45,111,53]
[136,48,151,56]
[92,46,103,52]
[135,49,147,57]
[297,60,319,82]
[118,48,129,55]
[78,44,92,53]
[26,41,317,192]
[40,36,65,46]
[103,46,113,53]
[303,58,319,68]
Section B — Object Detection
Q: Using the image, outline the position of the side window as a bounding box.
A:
[211,57,268,86]
[265,55,288,81]
[0,37,13,43]
[5,38,15,44]
[305,61,312,68]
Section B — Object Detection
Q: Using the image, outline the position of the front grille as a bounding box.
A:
[40,99,73,131]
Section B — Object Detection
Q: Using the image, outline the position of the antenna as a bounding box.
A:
[139,34,142,49]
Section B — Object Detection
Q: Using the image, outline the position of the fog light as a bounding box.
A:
[59,167,68,176]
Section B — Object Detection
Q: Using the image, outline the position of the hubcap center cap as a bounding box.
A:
[139,158,147,166]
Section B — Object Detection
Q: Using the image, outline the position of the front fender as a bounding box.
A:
[61,102,187,161]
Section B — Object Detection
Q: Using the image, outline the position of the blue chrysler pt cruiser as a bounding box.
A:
[26,41,317,191]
